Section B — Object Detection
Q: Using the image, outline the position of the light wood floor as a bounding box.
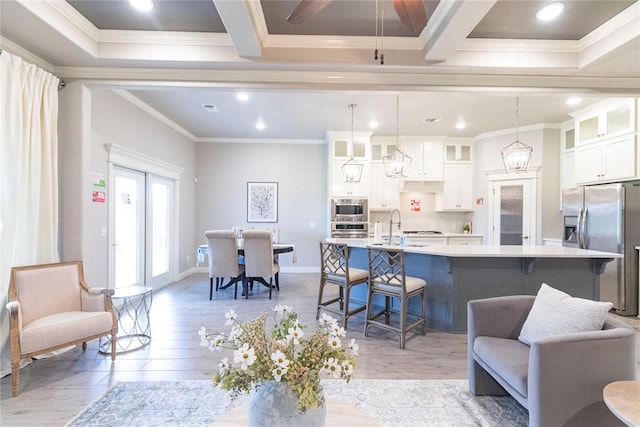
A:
[2,272,639,426]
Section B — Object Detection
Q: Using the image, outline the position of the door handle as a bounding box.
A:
[522,236,529,239]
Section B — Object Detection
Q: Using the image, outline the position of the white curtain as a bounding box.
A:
[0,52,60,376]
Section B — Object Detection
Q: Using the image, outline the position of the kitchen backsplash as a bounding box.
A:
[369,193,474,234]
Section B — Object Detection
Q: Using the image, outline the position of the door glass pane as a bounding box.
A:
[115,174,142,287]
[500,185,524,245]
[151,181,169,277]
[565,128,575,150]
[606,104,630,134]
[352,140,366,159]
[333,140,348,157]
[578,116,599,142]
[445,145,456,161]
[460,145,471,161]
[371,144,382,161]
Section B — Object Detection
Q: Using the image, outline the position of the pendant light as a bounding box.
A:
[341,104,364,183]
[383,95,412,177]
[374,0,384,65]
[501,97,533,173]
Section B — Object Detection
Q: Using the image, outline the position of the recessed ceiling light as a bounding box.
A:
[129,0,153,12]
[456,122,467,130]
[256,121,266,130]
[566,97,582,106]
[536,2,564,21]
[202,104,219,113]
[236,92,249,102]
[423,117,442,124]
[369,120,379,129]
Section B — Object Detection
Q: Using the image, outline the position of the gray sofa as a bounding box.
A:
[468,295,637,427]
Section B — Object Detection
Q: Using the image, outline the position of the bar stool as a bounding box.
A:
[317,242,369,330]
[365,245,427,349]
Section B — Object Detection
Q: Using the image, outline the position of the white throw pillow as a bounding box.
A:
[518,283,613,345]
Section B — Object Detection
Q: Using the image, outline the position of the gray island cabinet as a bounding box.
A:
[327,239,621,333]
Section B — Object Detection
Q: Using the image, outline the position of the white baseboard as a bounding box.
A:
[192,266,319,274]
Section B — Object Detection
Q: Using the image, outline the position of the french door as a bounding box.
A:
[489,177,536,246]
[111,166,173,288]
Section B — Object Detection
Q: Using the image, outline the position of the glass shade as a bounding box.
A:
[501,140,533,173]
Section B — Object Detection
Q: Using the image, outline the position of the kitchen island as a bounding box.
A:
[328,238,621,333]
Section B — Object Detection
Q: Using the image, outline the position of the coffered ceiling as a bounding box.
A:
[1,0,639,141]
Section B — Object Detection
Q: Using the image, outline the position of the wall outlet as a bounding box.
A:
[186,255,190,263]
[309,222,316,228]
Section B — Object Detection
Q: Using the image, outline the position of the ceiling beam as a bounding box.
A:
[212,0,262,58]
[423,0,497,62]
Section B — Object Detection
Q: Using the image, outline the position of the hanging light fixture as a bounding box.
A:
[383,95,412,177]
[342,104,364,183]
[501,97,533,173]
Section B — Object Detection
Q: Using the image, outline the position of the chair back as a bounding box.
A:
[205,230,240,278]
[367,246,407,294]
[320,242,349,280]
[242,230,274,277]
[9,261,84,326]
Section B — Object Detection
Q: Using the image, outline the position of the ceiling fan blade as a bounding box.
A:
[392,0,427,34]
[286,0,333,24]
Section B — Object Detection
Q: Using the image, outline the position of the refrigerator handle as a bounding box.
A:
[577,208,584,248]
[579,207,588,249]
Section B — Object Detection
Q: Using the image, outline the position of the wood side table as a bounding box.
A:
[215,398,380,426]
[603,380,640,426]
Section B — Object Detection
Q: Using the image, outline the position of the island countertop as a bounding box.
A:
[326,238,622,259]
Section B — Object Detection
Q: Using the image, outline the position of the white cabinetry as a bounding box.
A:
[369,163,400,210]
[370,138,397,162]
[402,136,445,180]
[331,160,370,197]
[328,131,372,198]
[574,135,636,184]
[437,164,474,211]
[574,99,635,145]
[444,141,472,163]
[560,120,576,191]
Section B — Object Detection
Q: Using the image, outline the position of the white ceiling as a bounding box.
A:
[1,0,639,141]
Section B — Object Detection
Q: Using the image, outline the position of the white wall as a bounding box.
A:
[473,124,562,243]
[58,85,197,286]
[195,142,327,271]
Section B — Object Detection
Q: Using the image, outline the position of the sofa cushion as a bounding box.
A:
[518,283,613,345]
[473,336,530,398]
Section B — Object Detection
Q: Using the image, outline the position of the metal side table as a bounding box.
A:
[99,285,152,353]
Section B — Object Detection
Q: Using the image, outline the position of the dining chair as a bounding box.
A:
[204,230,245,300]
[365,246,428,349]
[317,242,369,330]
[242,229,280,299]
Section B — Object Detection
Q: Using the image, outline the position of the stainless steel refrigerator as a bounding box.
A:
[562,183,640,316]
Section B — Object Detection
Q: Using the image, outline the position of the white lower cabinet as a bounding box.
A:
[574,134,636,185]
[369,163,400,210]
[436,164,473,211]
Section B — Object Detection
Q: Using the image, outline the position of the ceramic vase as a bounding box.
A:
[248,381,326,427]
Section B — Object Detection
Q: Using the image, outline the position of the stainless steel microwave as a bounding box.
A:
[331,198,368,222]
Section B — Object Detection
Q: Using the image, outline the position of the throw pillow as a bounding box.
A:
[518,283,613,345]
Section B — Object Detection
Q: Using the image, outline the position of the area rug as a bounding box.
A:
[65,379,528,426]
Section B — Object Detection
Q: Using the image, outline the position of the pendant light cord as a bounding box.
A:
[515,96,520,141]
[396,95,400,148]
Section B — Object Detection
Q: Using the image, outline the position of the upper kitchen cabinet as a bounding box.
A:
[370,137,397,162]
[574,134,636,185]
[402,136,445,180]
[436,163,474,211]
[327,131,372,160]
[572,98,635,145]
[444,140,473,163]
[331,160,370,198]
[369,163,400,210]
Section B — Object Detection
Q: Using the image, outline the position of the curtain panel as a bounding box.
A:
[0,51,60,376]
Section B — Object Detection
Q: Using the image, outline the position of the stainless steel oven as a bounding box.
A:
[331,222,369,238]
[331,198,368,223]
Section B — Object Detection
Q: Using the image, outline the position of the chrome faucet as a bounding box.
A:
[388,209,401,244]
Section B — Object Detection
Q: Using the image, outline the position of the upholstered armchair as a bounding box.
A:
[6,261,118,396]
[468,295,637,427]
[205,230,245,300]
[242,230,279,299]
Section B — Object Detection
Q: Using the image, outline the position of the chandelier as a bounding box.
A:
[501,97,533,173]
[382,95,412,177]
[341,104,364,183]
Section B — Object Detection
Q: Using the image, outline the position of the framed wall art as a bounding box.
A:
[247,182,278,223]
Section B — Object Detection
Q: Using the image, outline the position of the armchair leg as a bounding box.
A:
[210,277,214,300]
[111,335,117,361]
[82,342,87,351]
[11,362,19,397]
